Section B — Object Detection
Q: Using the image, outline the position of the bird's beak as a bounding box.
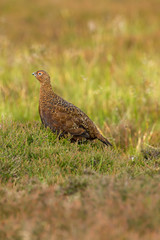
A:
[32,72,36,76]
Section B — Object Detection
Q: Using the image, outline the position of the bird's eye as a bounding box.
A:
[38,72,42,76]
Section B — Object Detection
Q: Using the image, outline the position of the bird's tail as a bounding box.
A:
[97,134,112,147]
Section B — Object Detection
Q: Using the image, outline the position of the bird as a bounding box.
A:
[32,70,112,147]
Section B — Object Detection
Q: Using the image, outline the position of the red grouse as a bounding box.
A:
[32,70,112,146]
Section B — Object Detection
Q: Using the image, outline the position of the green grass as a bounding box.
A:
[0,121,154,183]
[1,121,160,239]
[1,0,160,239]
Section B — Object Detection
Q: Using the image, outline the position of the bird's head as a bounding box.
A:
[32,70,50,84]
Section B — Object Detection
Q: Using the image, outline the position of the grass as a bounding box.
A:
[1,120,158,184]
[1,0,160,239]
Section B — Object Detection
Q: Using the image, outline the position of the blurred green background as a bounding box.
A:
[0,0,160,148]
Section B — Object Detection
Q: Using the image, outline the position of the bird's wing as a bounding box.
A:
[53,104,90,136]
[39,101,90,138]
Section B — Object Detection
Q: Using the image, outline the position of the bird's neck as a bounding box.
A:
[39,82,56,98]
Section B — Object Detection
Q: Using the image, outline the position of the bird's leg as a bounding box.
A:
[58,131,65,140]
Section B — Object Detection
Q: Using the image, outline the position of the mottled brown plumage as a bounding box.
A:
[32,70,112,146]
